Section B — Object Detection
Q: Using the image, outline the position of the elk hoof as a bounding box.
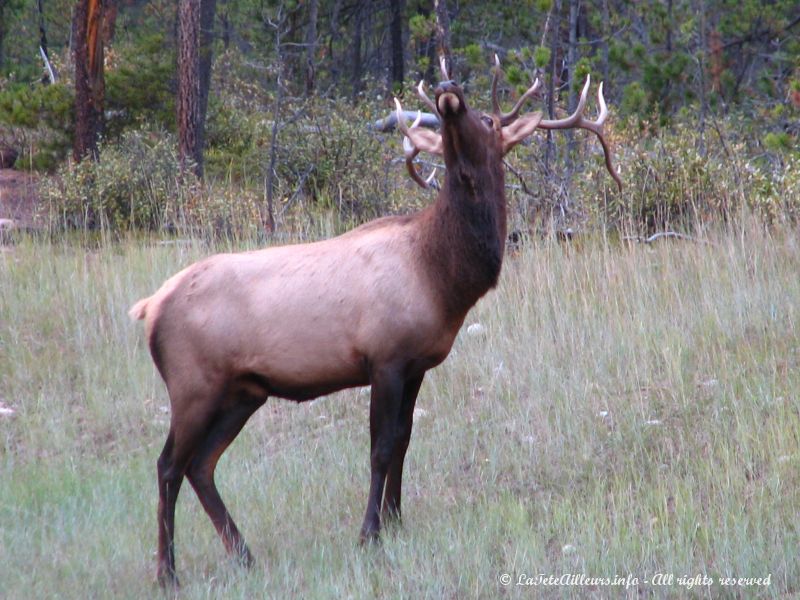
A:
[156,569,180,590]
[358,530,381,547]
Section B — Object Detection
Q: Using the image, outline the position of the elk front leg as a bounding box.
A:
[381,373,424,522]
[359,366,404,543]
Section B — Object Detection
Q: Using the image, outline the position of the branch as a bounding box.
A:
[622,232,712,245]
[372,110,440,132]
[503,159,536,198]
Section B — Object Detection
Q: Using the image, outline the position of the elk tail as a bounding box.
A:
[128,297,151,321]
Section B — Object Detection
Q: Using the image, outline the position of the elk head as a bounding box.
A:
[395,56,623,192]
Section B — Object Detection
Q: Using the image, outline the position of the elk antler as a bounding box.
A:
[492,55,543,126]
[536,76,622,191]
[417,80,441,121]
[395,100,443,189]
[414,53,453,121]
[491,57,620,190]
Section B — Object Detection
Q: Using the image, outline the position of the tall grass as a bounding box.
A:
[1,224,798,598]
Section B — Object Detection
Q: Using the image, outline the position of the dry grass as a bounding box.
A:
[1,222,798,598]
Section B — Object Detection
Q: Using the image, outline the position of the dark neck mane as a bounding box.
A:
[417,158,507,321]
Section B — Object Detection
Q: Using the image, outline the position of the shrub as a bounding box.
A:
[278,100,405,224]
[41,127,274,236]
[41,129,191,231]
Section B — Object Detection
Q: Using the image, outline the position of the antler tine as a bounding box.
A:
[499,78,542,126]
[492,55,542,125]
[585,82,622,191]
[537,78,622,191]
[417,80,441,120]
[491,54,502,116]
[425,167,439,190]
[394,99,434,190]
[538,75,591,129]
[439,55,449,81]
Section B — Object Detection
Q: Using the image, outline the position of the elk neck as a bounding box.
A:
[417,144,507,321]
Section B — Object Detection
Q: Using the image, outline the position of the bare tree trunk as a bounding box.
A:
[696,0,707,156]
[178,0,202,177]
[565,0,579,179]
[0,0,10,69]
[305,0,318,97]
[601,0,610,85]
[566,0,579,111]
[38,0,57,82]
[544,0,562,170]
[72,0,105,162]
[265,8,287,234]
[351,0,364,102]
[327,0,343,85]
[198,0,216,162]
[433,0,451,78]
[220,1,230,50]
[0,0,8,70]
[388,0,404,93]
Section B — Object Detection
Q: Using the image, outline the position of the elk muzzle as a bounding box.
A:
[435,81,462,117]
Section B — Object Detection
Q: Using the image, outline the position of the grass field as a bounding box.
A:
[1,224,798,598]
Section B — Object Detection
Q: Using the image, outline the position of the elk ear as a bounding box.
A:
[404,127,443,156]
[501,111,543,155]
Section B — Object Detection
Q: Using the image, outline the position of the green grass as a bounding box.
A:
[1,225,798,598]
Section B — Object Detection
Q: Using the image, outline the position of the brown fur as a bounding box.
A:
[132,81,531,587]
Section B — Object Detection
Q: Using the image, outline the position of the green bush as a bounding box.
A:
[206,95,421,229]
[278,100,412,224]
[577,115,800,231]
[42,129,191,231]
[41,127,274,236]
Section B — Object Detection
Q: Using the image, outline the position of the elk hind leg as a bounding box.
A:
[157,404,216,588]
[185,389,266,567]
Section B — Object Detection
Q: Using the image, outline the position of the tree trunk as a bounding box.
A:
[388,0,404,93]
[38,0,56,82]
[72,0,105,162]
[178,0,202,177]
[544,0,562,170]
[351,0,364,102]
[305,0,318,97]
[565,0,579,178]
[696,0,707,155]
[0,0,8,70]
[264,7,287,234]
[327,0,343,86]
[198,0,216,164]
[566,0,579,112]
[601,0,609,85]
[433,0,451,78]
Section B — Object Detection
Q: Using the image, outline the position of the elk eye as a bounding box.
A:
[481,115,494,128]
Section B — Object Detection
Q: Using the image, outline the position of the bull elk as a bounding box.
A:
[130,57,620,587]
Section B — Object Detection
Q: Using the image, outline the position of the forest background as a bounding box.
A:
[0,0,798,236]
